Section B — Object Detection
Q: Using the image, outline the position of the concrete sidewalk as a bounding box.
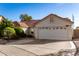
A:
[0,41,76,56]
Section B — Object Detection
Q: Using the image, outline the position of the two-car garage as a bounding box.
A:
[34,14,73,40]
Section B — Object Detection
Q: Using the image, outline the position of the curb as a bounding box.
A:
[70,41,76,49]
[72,41,78,56]
[70,41,77,56]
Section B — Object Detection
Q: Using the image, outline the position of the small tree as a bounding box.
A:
[0,18,14,30]
[20,14,32,21]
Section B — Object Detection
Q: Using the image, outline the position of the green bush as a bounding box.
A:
[0,29,2,38]
[1,27,16,39]
[14,27,25,37]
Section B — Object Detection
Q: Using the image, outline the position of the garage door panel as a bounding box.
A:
[38,29,68,40]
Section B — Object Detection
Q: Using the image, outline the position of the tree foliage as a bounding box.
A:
[0,18,14,30]
[20,14,32,21]
[14,27,25,37]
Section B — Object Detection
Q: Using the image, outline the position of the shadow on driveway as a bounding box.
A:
[23,39,68,45]
[4,37,70,45]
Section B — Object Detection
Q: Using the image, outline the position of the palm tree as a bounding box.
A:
[20,14,32,21]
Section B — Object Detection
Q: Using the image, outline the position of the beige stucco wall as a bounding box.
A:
[22,28,28,33]
[0,16,3,22]
[34,15,73,40]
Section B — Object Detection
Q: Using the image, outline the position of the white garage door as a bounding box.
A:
[37,28,68,40]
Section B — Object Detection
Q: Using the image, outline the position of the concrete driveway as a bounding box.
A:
[0,40,76,56]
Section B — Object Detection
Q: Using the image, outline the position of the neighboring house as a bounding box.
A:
[33,14,73,40]
[21,20,39,36]
[73,27,79,38]
[13,20,39,36]
[0,16,5,22]
[13,21,29,32]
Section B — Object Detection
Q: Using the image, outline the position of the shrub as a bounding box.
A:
[14,27,25,37]
[0,29,2,38]
[1,27,16,39]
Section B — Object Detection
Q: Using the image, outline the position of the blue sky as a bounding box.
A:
[0,3,79,28]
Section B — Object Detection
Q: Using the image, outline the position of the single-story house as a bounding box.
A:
[13,20,39,36]
[13,21,29,33]
[21,20,39,36]
[73,27,79,38]
[0,16,5,22]
[33,14,73,40]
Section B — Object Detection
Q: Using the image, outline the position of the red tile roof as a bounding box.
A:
[21,20,39,27]
[13,21,20,27]
[19,22,29,28]
[13,21,28,28]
